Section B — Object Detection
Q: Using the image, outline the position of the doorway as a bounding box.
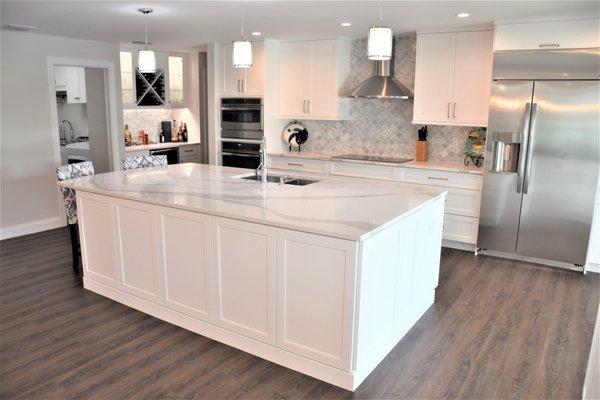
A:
[53,65,112,173]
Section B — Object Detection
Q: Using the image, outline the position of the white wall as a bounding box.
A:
[85,68,111,174]
[1,31,123,239]
[57,102,88,137]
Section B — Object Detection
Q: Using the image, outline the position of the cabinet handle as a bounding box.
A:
[453,102,456,118]
[288,162,304,167]
[242,79,245,93]
[427,176,449,181]
[237,79,240,92]
[302,100,307,113]
[307,99,310,114]
[447,102,451,118]
[539,43,560,48]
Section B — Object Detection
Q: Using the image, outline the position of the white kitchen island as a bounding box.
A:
[60,163,446,390]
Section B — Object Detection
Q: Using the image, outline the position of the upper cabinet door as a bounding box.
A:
[451,30,493,126]
[222,44,242,96]
[279,41,307,117]
[307,39,338,119]
[65,66,86,104]
[241,41,264,96]
[413,33,455,125]
[168,55,186,107]
[54,66,67,88]
[120,51,136,105]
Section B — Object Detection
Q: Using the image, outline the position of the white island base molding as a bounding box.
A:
[77,191,445,391]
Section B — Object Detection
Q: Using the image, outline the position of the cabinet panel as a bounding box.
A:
[445,187,482,217]
[276,229,355,369]
[279,41,307,117]
[66,66,85,104]
[308,40,338,118]
[211,217,276,344]
[413,33,455,124]
[443,214,479,244]
[241,42,264,96]
[400,167,482,190]
[452,31,493,126]
[269,156,327,173]
[54,66,66,87]
[168,55,185,106]
[78,192,116,285]
[222,44,242,96]
[159,208,211,320]
[114,199,159,299]
[77,67,87,103]
[331,161,394,181]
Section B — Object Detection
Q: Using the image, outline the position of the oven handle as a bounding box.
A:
[220,106,262,111]
[220,138,262,144]
[221,152,260,158]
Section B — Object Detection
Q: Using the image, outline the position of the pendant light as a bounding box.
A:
[368,8,393,60]
[138,8,156,73]
[232,0,252,68]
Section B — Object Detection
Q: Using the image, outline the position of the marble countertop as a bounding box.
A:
[60,164,446,241]
[268,150,484,175]
[124,142,200,153]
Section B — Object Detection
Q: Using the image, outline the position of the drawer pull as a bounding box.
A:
[539,43,560,48]
[184,149,193,153]
[288,162,304,167]
[427,176,449,181]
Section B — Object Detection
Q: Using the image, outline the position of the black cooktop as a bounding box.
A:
[331,154,413,164]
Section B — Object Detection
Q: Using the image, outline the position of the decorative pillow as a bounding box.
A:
[123,155,168,170]
[56,161,95,224]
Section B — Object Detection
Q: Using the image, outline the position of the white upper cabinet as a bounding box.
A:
[413,30,493,127]
[221,42,264,97]
[54,66,67,88]
[120,51,135,105]
[168,54,187,107]
[494,19,600,51]
[65,66,87,104]
[279,38,350,120]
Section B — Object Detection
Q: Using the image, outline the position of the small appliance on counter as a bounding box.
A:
[282,120,309,151]
[415,125,428,162]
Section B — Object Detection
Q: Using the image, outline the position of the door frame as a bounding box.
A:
[46,57,121,173]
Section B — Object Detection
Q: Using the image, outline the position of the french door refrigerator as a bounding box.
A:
[478,49,599,269]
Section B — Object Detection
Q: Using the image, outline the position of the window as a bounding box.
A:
[120,51,134,104]
[168,56,184,105]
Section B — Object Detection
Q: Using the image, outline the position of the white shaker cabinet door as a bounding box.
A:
[451,30,493,126]
[413,33,455,125]
[113,198,161,301]
[241,41,264,96]
[307,39,338,119]
[276,228,356,370]
[221,43,242,96]
[77,192,117,285]
[210,217,276,344]
[279,41,308,117]
[159,207,212,321]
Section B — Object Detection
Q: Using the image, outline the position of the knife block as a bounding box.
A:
[415,141,428,162]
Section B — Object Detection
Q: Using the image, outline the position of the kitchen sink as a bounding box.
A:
[237,173,319,186]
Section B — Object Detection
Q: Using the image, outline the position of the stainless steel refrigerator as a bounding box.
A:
[478,49,600,269]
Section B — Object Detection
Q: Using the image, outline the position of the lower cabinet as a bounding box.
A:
[210,217,277,344]
[159,207,212,321]
[113,198,161,300]
[276,229,356,369]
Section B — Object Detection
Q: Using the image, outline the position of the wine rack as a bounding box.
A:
[135,68,166,106]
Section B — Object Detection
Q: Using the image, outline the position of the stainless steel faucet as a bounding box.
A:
[59,120,74,143]
[256,136,268,182]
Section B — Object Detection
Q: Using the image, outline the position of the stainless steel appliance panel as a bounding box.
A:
[478,81,534,253]
[220,98,263,132]
[516,80,600,264]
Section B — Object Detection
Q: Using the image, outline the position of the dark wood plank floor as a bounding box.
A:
[1,227,598,399]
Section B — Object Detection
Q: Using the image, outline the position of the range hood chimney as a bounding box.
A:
[347,40,413,99]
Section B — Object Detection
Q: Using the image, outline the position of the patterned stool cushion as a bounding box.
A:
[123,155,168,170]
[56,161,95,225]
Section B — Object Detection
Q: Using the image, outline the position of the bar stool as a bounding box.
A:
[123,155,167,170]
[56,161,95,272]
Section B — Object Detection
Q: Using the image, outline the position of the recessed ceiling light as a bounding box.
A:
[340,22,352,27]
[251,31,261,36]
[455,12,470,18]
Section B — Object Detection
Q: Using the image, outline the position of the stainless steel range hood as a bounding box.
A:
[347,41,413,99]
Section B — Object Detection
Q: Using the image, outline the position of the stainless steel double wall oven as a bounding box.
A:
[220,98,263,169]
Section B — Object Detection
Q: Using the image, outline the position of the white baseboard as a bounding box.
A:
[0,216,65,240]
[586,263,600,274]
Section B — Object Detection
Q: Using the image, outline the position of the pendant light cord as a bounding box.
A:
[144,11,149,49]
[241,0,245,39]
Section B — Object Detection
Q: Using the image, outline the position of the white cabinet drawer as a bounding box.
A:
[443,214,478,244]
[180,145,198,157]
[269,156,327,173]
[331,161,394,181]
[446,187,481,218]
[400,168,482,190]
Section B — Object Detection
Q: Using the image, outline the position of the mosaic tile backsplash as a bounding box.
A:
[298,35,479,163]
[123,109,177,143]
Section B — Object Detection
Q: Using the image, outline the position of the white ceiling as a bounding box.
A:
[2,1,598,50]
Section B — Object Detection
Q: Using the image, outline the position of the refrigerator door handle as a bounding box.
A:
[522,103,538,194]
[516,102,532,193]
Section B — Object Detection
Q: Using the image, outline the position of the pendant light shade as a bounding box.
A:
[233,40,252,68]
[138,50,156,73]
[137,8,156,73]
[368,26,393,60]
